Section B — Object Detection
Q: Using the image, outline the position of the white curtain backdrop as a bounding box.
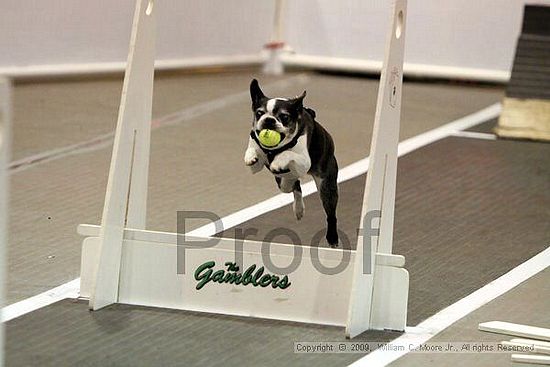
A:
[2,0,549,79]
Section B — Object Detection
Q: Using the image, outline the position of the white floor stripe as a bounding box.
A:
[9,74,310,174]
[451,131,497,140]
[396,103,500,156]
[349,246,550,367]
[1,279,80,322]
[1,102,502,322]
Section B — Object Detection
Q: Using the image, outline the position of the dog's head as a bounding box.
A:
[249,79,306,148]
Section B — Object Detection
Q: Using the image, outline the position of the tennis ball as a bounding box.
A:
[258,129,281,147]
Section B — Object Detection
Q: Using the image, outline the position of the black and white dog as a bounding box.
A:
[244,79,339,247]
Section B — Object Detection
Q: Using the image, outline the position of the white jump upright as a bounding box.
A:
[79,0,409,338]
[0,77,12,367]
[90,0,155,310]
[346,0,409,338]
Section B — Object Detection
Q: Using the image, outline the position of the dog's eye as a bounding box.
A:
[255,110,264,119]
[279,113,290,124]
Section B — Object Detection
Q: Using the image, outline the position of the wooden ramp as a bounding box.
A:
[497,5,550,141]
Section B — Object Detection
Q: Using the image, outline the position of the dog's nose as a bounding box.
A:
[260,117,277,130]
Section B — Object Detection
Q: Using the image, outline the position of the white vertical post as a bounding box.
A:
[346,0,407,338]
[0,77,12,367]
[263,0,286,75]
[272,0,286,43]
[90,0,156,310]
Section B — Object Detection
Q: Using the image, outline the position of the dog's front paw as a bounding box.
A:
[269,157,292,175]
[244,149,263,174]
[244,149,259,166]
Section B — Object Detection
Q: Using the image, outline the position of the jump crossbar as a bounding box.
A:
[77,224,405,267]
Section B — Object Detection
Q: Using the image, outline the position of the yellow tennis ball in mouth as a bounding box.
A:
[258,129,281,147]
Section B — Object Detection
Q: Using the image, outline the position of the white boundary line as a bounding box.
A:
[1,102,501,321]
[451,131,497,141]
[1,279,80,322]
[350,245,550,367]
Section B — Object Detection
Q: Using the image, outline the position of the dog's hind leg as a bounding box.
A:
[275,176,296,193]
[316,157,339,247]
[292,180,304,221]
[275,177,304,220]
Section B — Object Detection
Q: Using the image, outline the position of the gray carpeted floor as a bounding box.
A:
[6,126,549,367]
[7,70,504,304]
[10,70,547,367]
[218,136,550,326]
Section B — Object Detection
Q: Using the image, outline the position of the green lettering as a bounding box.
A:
[259,274,272,287]
[194,261,291,290]
[225,262,239,272]
[277,276,291,289]
[242,264,256,285]
[270,275,280,288]
[194,261,215,290]
[223,272,243,284]
[212,270,225,283]
[252,266,264,286]
[232,273,243,284]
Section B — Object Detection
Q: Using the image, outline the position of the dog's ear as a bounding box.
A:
[250,79,266,107]
[304,107,316,119]
[289,91,306,111]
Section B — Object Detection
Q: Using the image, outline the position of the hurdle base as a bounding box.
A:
[78,224,408,333]
[262,47,284,75]
[371,266,409,332]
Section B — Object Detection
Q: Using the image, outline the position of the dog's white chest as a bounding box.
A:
[270,134,311,178]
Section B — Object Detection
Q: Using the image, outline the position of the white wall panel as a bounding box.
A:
[285,0,543,74]
[2,0,550,79]
[0,0,274,69]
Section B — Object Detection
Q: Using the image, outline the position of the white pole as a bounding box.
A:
[272,0,286,43]
[90,0,156,310]
[263,0,287,75]
[346,0,408,338]
[0,77,12,367]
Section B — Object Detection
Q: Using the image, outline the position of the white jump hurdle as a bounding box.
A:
[0,77,12,366]
[78,0,409,338]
